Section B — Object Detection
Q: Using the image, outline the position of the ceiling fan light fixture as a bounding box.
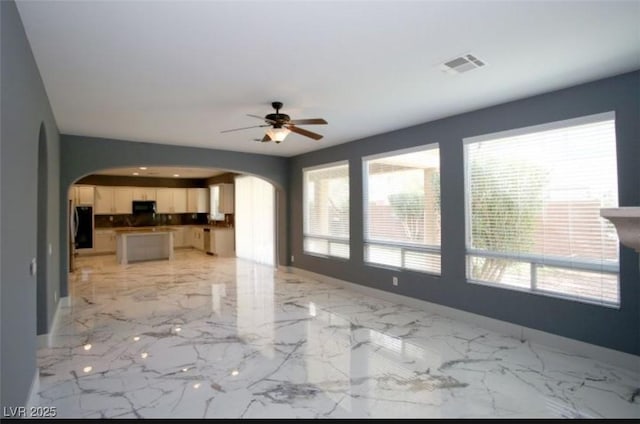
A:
[266,127,290,143]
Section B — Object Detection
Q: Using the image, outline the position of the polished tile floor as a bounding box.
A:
[37,250,639,418]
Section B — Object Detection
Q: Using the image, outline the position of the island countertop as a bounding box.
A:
[113,226,177,234]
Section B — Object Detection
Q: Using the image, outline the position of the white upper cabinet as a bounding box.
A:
[156,188,187,214]
[132,187,156,201]
[113,188,133,214]
[94,186,132,214]
[187,188,209,213]
[94,186,113,214]
[72,185,95,206]
[219,183,234,214]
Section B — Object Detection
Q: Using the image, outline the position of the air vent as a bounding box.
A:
[439,54,486,75]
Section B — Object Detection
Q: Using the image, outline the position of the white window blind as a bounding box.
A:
[464,112,619,306]
[235,176,275,266]
[303,162,350,259]
[364,144,441,274]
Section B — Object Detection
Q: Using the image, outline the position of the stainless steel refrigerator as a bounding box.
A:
[72,205,93,250]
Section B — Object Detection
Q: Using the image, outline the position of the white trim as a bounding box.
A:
[362,141,440,162]
[26,368,40,409]
[302,159,349,174]
[37,296,69,349]
[288,266,639,372]
[462,110,615,145]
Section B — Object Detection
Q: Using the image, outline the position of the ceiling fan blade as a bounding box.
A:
[247,114,277,124]
[288,118,328,125]
[286,124,323,140]
[221,124,269,133]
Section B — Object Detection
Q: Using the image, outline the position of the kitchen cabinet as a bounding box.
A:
[187,188,209,213]
[210,228,234,257]
[183,226,193,247]
[191,227,205,251]
[156,188,188,214]
[218,183,234,214]
[94,230,116,253]
[95,187,133,214]
[72,185,95,205]
[132,187,156,201]
[172,227,188,248]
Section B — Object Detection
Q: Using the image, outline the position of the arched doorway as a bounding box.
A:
[37,123,48,335]
[58,136,290,299]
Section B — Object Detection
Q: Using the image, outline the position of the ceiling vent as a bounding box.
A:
[439,54,486,75]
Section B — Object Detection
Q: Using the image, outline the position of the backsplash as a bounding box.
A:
[95,213,211,228]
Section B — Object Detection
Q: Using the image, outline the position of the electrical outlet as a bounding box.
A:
[48,243,53,256]
[291,255,295,263]
[392,276,398,286]
[109,215,113,222]
[54,290,58,303]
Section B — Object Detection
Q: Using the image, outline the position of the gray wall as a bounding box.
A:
[1,0,61,408]
[289,71,640,355]
[59,135,290,296]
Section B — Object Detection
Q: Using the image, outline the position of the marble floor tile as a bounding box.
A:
[37,250,640,418]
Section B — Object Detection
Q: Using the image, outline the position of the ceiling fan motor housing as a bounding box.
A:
[265,113,290,126]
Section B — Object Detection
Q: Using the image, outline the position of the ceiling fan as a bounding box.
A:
[221,101,327,143]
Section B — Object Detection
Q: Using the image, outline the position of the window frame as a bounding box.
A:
[463,111,619,308]
[362,143,442,275]
[302,160,350,260]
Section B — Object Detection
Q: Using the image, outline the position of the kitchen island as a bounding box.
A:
[115,227,175,265]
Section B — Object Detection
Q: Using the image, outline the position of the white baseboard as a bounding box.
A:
[26,368,40,409]
[289,267,640,372]
[38,296,69,349]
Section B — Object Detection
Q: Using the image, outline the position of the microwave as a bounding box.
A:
[132,200,156,214]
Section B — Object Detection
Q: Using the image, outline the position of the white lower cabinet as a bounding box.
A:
[210,228,234,257]
[94,230,116,253]
[191,227,205,251]
[172,227,188,248]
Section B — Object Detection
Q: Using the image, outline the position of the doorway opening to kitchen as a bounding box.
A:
[66,167,279,271]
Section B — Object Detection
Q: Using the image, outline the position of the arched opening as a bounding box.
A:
[58,137,290,300]
[64,166,283,291]
[37,123,48,335]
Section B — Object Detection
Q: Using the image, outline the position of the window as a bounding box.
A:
[464,112,619,306]
[209,185,224,221]
[303,162,350,259]
[364,144,441,274]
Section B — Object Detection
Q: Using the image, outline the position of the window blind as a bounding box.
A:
[464,112,619,306]
[235,176,275,266]
[364,145,441,274]
[303,162,350,259]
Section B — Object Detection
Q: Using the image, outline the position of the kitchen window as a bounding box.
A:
[464,112,619,307]
[209,185,224,221]
[363,144,441,274]
[303,161,350,259]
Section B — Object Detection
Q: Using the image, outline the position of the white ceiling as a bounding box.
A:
[16,0,640,158]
